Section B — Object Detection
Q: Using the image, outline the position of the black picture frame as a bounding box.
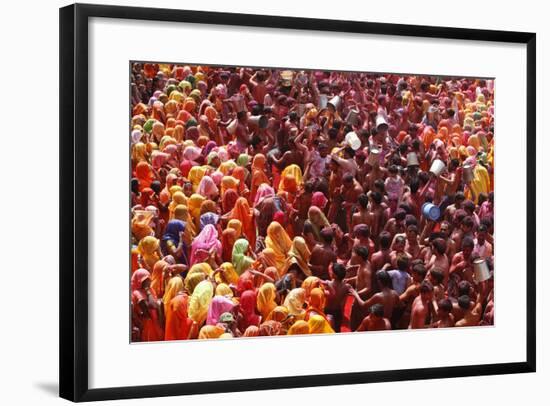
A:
[59,3,536,402]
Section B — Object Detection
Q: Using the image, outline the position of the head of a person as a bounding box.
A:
[370,191,383,206]
[379,231,392,250]
[358,193,369,210]
[370,303,384,319]
[406,224,418,243]
[462,236,475,258]
[376,270,392,289]
[429,268,444,286]
[463,200,476,214]
[320,227,334,245]
[342,173,355,191]
[237,110,248,124]
[458,294,471,310]
[458,280,472,297]
[331,262,346,281]
[354,224,370,240]
[477,224,488,244]
[396,254,409,272]
[419,280,434,301]
[461,216,474,234]
[437,298,453,318]
[352,245,370,264]
[131,178,140,194]
[412,263,427,282]
[394,235,406,252]
[432,237,447,256]
[389,164,399,178]
[439,220,451,238]
[318,143,329,158]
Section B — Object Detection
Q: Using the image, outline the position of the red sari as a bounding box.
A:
[164,293,193,340]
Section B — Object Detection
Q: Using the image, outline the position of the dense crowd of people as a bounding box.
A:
[130,62,495,341]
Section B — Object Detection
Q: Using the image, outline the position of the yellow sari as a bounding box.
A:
[308,315,334,334]
[256,283,277,320]
[265,222,292,273]
[187,280,214,325]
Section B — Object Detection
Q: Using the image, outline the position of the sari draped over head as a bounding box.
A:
[219,160,237,175]
[165,291,192,340]
[236,153,249,167]
[162,276,184,315]
[215,262,240,285]
[283,237,311,277]
[215,283,233,298]
[187,280,214,324]
[197,175,219,200]
[199,212,220,231]
[183,145,202,161]
[184,271,206,295]
[131,210,154,242]
[307,206,330,241]
[137,236,160,270]
[198,324,225,339]
[267,306,289,323]
[221,227,238,263]
[151,260,169,297]
[259,248,278,270]
[135,161,154,192]
[162,219,186,247]
[229,198,256,248]
[249,155,270,204]
[232,238,254,275]
[311,192,328,209]
[222,189,239,214]
[131,268,151,292]
[173,205,195,245]
[131,269,163,341]
[160,173,178,206]
[200,199,217,215]
[132,142,148,164]
[305,287,328,321]
[253,183,275,207]
[221,176,240,196]
[206,296,235,325]
[168,191,188,219]
[265,222,292,272]
[256,282,277,320]
[287,320,310,335]
[187,194,206,229]
[259,320,282,336]
[188,166,207,191]
[190,224,222,265]
[278,164,303,192]
[301,276,322,299]
[231,166,248,194]
[308,314,335,334]
[238,290,261,331]
[283,288,306,318]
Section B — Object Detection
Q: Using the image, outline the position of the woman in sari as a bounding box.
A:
[199,212,220,231]
[243,325,260,337]
[249,154,270,204]
[220,175,240,196]
[231,166,249,197]
[187,193,206,230]
[137,236,161,271]
[302,276,322,299]
[168,191,188,219]
[151,259,170,297]
[232,238,255,275]
[162,276,184,315]
[215,283,234,299]
[221,189,239,215]
[135,161,155,192]
[221,219,241,263]
[200,199,218,216]
[256,282,277,320]
[278,164,303,192]
[190,224,222,266]
[184,271,206,296]
[237,290,261,332]
[187,279,214,326]
[198,324,225,339]
[131,269,163,342]
[304,287,328,321]
[131,210,155,242]
[188,165,207,192]
[277,173,299,205]
[164,283,193,340]
[228,197,256,249]
[283,236,312,278]
[197,175,219,200]
[308,314,335,334]
[160,219,188,265]
[265,221,292,272]
[253,183,275,207]
[283,288,306,319]
[173,204,196,246]
[305,206,330,242]
[287,320,310,335]
[206,295,235,326]
[160,173,178,206]
[258,320,282,336]
[215,262,240,286]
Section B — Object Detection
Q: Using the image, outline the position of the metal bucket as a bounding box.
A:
[421,202,441,221]
[328,96,341,111]
[429,159,446,176]
[226,119,238,135]
[345,131,361,150]
[319,94,328,109]
[407,152,420,167]
[462,164,475,183]
[375,115,388,131]
[345,109,360,126]
[473,258,491,284]
[248,115,268,129]
[367,148,380,166]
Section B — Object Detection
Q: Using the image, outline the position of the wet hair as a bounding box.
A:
[389,164,399,174]
[405,216,418,227]
[304,181,315,193]
[463,200,476,213]
[412,263,427,279]
[458,281,472,296]
[455,191,465,203]
[332,263,347,281]
[237,111,248,120]
[396,254,409,271]
[344,146,355,158]
[328,128,338,139]
[354,224,370,238]
[395,235,406,246]
[320,227,334,244]
[458,295,471,310]
[409,178,420,194]
[438,298,453,313]
[250,135,263,147]
[449,158,460,170]
[462,216,474,229]
[303,221,314,236]
[462,236,475,250]
[370,303,384,317]
[379,231,392,249]
[150,180,161,194]
[394,209,406,221]
[343,173,354,184]
[420,280,434,294]
[370,191,383,205]
[358,193,369,209]
[432,238,447,255]
[430,269,444,284]
[376,270,392,288]
[353,245,370,261]
[374,179,385,192]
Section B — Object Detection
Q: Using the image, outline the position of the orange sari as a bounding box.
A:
[229,197,256,249]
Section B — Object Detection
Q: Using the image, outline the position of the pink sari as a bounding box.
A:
[206,296,235,325]
[190,224,222,265]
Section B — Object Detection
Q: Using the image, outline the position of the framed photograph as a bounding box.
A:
[59,3,536,402]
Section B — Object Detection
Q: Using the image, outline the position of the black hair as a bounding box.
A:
[379,231,392,249]
[320,227,334,244]
[420,280,434,294]
[462,236,475,250]
[376,270,392,288]
[370,191,383,205]
[396,254,409,271]
[370,303,384,317]
[332,263,346,281]
[150,180,161,194]
[358,193,369,209]
[458,295,471,310]
[131,178,140,194]
[458,281,472,296]
[438,298,452,313]
[354,245,370,261]
[412,263,427,279]
[432,238,447,255]
[430,268,444,284]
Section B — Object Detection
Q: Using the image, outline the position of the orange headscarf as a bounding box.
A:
[229,197,256,249]
[265,221,292,272]
[256,282,277,320]
[135,162,154,192]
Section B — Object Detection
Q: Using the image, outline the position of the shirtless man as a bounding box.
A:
[444,191,465,223]
[455,292,484,327]
[309,228,337,281]
[439,221,457,261]
[397,262,427,328]
[449,237,475,286]
[337,173,363,232]
[409,280,434,329]
[426,238,450,287]
[234,111,251,154]
[356,303,391,332]
[350,224,375,263]
[383,208,406,240]
[371,231,393,274]
[432,298,455,328]
[389,235,412,269]
[365,192,386,241]
[324,263,352,332]
[351,194,370,228]
[350,270,400,320]
[404,224,422,260]
[348,246,373,331]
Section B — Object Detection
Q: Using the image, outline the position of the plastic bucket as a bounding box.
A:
[367,148,380,166]
[328,96,341,111]
[421,202,441,221]
[319,94,328,109]
[345,131,361,150]
[462,164,475,183]
[407,152,420,167]
[226,119,238,135]
[375,115,388,130]
[346,109,360,126]
[429,159,446,176]
[248,115,268,129]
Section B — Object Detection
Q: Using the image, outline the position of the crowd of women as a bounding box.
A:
[130,62,495,341]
